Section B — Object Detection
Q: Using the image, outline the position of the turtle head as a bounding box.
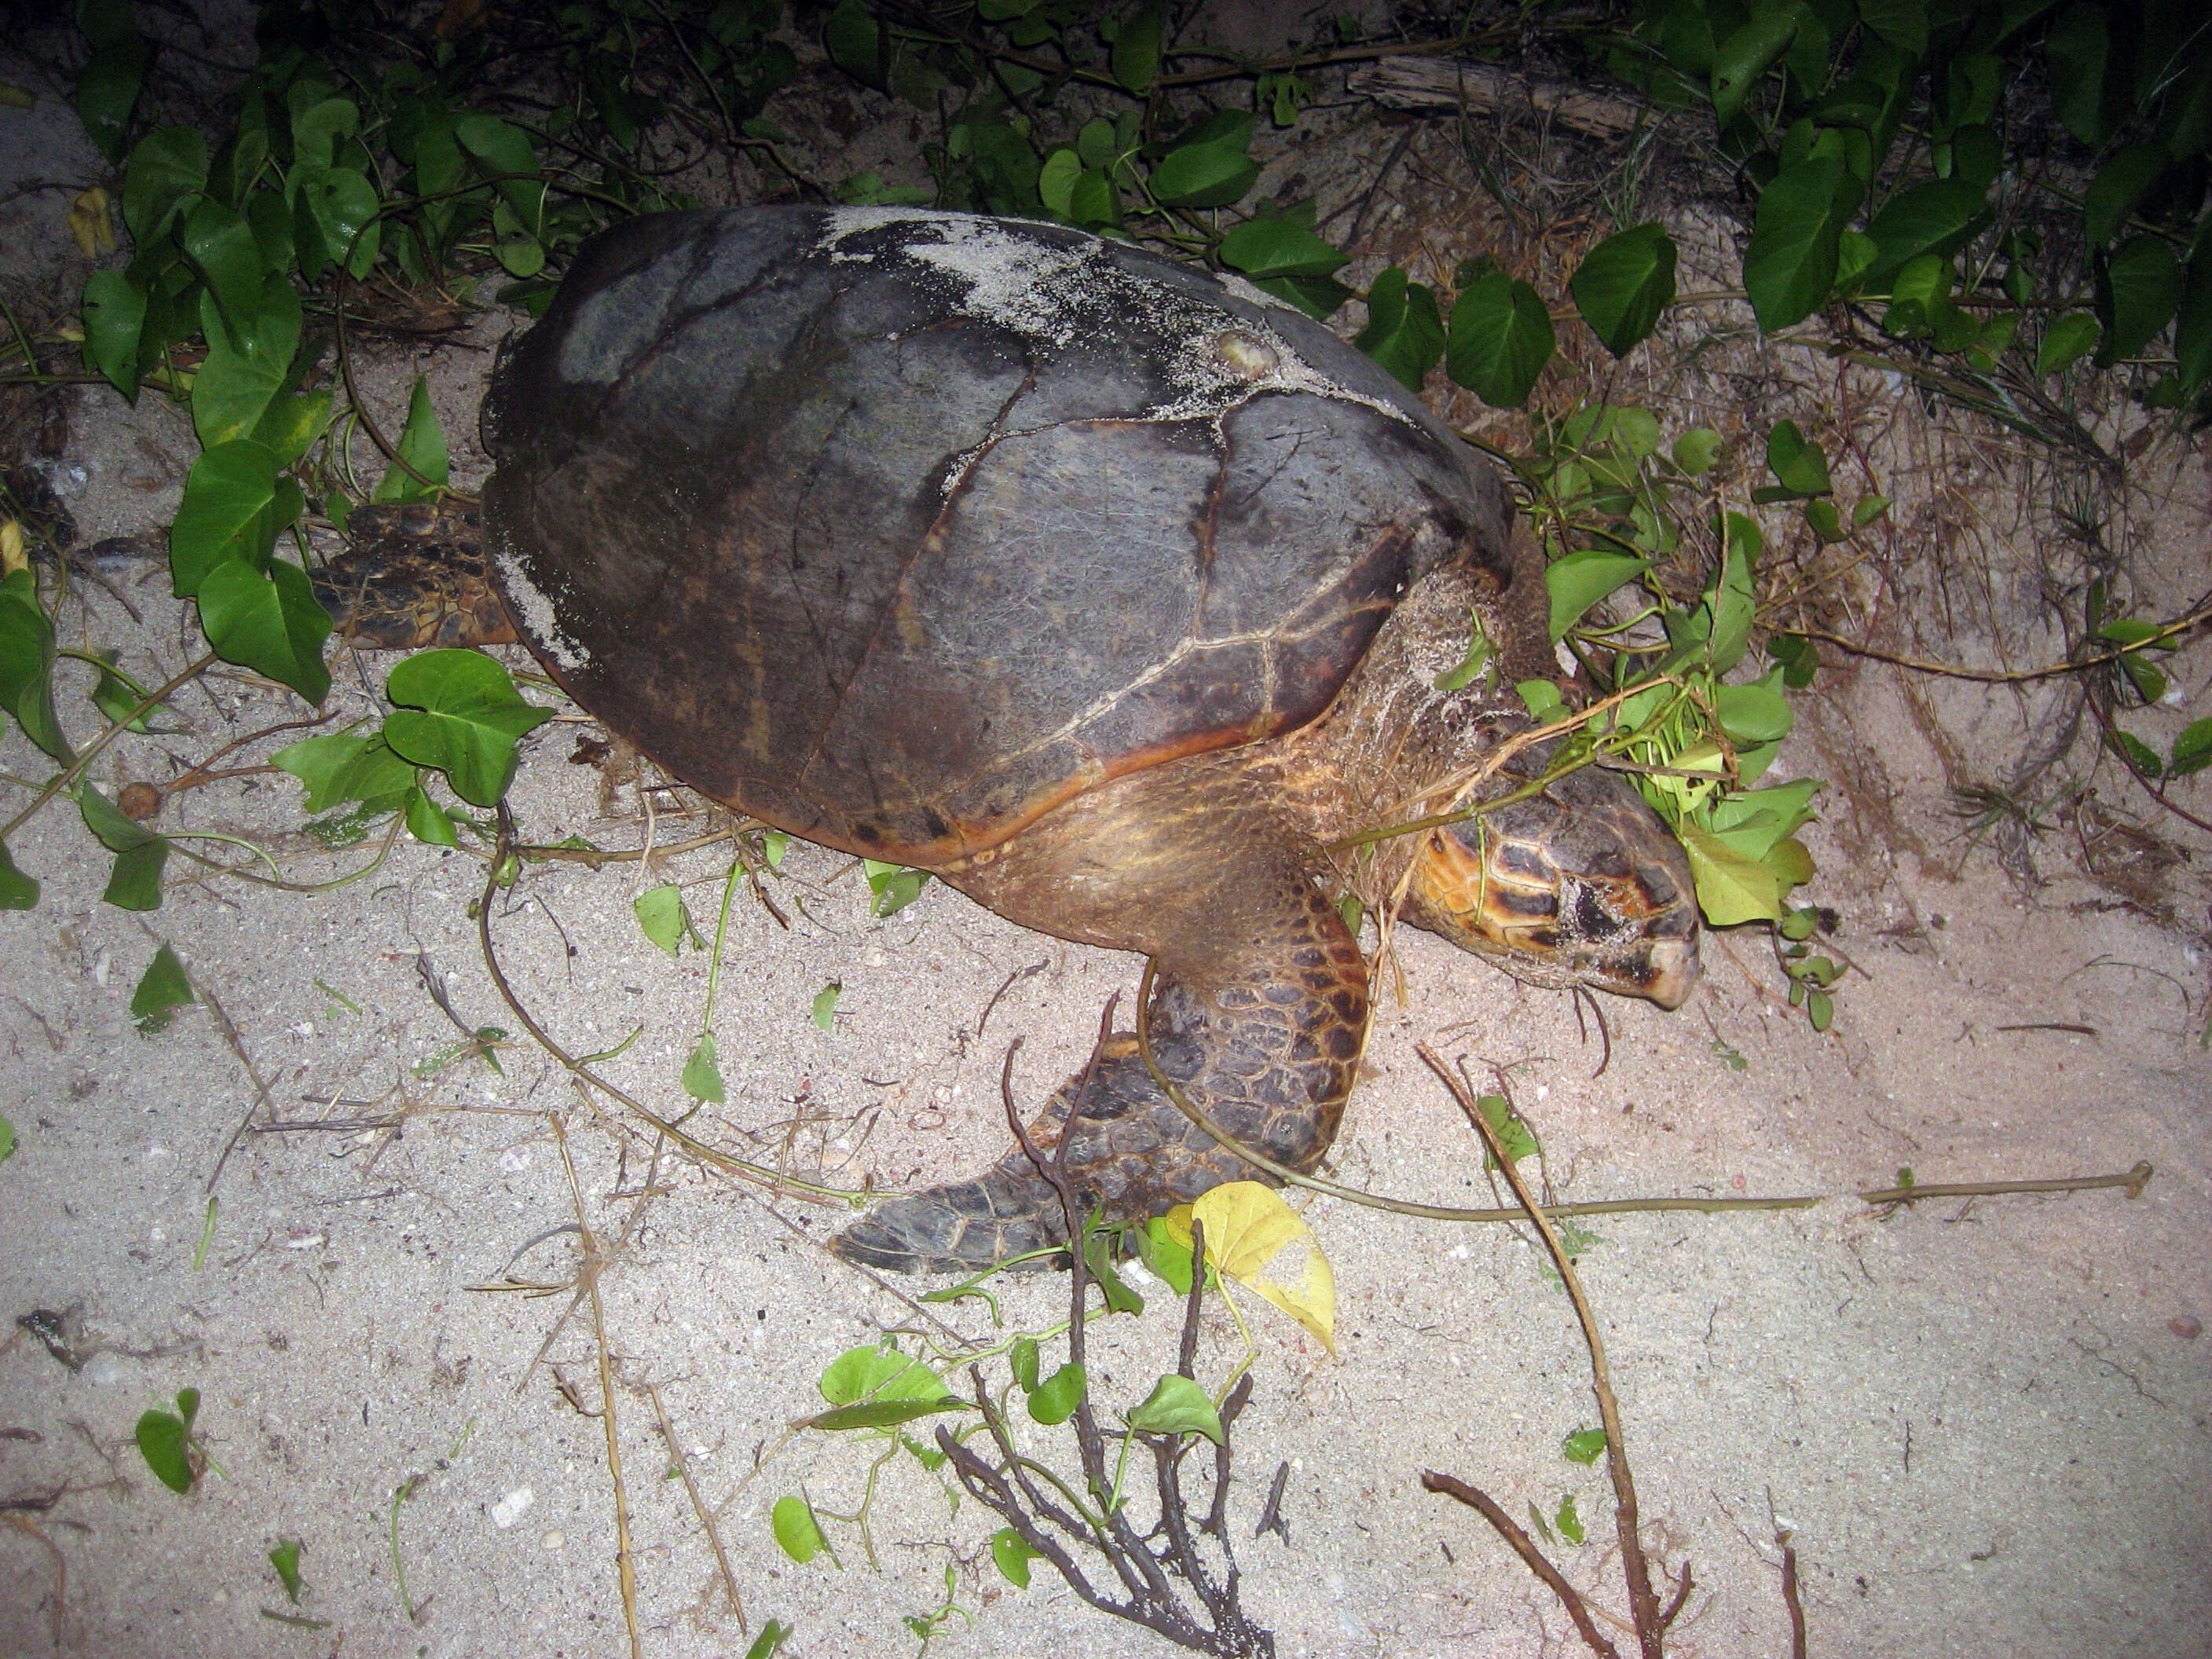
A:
[1406,759,1700,1009]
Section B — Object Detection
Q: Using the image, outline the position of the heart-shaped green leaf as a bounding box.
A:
[454,113,546,237]
[381,650,550,806]
[1150,141,1257,208]
[1569,222,1678,357]
[1711,4,1804,126]
[288,96,360,171]
[1716,679,1793,745]
[180,197,268,335]
[1744,156,1862,330]
[2170,719,2212,778]
[192,275,302,448]
[80,269,148,398]
[1251,273,1351,320]
[1446,270,1555,407]
[251,390,332,471]
[1857,0,1928,55]
[103,837,170,910]
[170,440,284,597]
[991,1527,1040,1588]
[404,783,458,846]
[771,1495,826,1563]
[196,557,330,705]
[130,943,195,1034]
[0,839,38,910]
[2081,141,2166,248]
[1562,1426,1608,1464]
[1124,1372,1225,1444]
[1679,823,1785,925]
[0,569,71,762]
[291,163,382,277]
[1707,513,1760,675]
[1218,218,1347,279]
[2037,311,2101,376]
[2096,236,2183,364]
[1861,177,1990,292]
[135,1404,195,1494]
[1026,1361,1086,1425]
[819,1342,948,1405]
[632,884,697,958]
[2045,2,2115,147]
[1545,549,1648,641]
[272,730,415,811]
[1763,419,1832,497]
[1355,266,1445,392]
[1038,148,1081,218]
[1111,1,1163,93]
[371,377,449,504]
[120,125,209,244]
[75,0,149,162]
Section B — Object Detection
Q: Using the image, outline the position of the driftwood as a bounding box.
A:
[1346,57,1652,141]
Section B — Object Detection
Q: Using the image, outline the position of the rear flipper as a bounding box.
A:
[311,501,516,650]
[830,881,1367,1275]
[830,1036,1243,1276]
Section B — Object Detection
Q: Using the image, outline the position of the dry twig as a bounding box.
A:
[1418,1042,1681,1659]
[931,1038,1274,1657]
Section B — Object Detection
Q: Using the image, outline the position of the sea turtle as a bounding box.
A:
[321,207,1700,1273]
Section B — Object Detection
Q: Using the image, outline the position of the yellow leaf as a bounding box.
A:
[1165,1182,1337,1355]
[69,187,115,258]
[0,83,32,110]
[0,521,23,576]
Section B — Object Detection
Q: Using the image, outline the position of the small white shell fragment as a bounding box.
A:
[490,1487,535,1529]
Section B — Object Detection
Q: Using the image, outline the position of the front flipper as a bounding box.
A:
[831,837,1368,1275]
[311,502,517,650]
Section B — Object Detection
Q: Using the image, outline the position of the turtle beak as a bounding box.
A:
[1638,934,1698,1011]
[1407,762,1701,1009]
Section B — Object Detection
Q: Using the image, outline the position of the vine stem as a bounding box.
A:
[1793,602,2211,684]
[1133,958,1818,1226]
[699,851,743,1042]
[1,650,217,841]
[474,805,854,1203]
[1417,1043,1670,1659]
[548,1114,643,1659]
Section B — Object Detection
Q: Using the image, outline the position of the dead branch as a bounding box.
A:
[930,1040,1274,1657]
[1347,57,1652,140]
[1419,1042,1672,1659]
[1419,1470,1620,1659]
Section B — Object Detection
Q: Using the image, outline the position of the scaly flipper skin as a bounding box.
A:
[832,766,1368,1274]
[310,502,517,650]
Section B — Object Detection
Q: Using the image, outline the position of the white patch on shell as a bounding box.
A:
[1214,270,1298,315]
[820,210,1098,344]
[817,210,1416,433]
[818,205,975,247]
[494,541,591,673]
